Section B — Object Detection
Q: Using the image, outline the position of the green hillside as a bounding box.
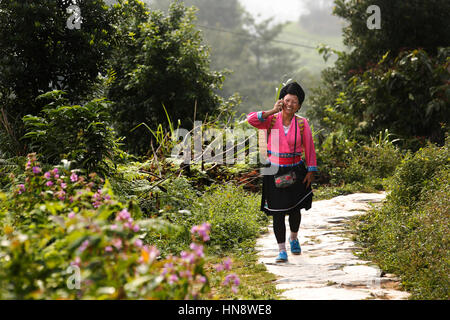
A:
[276,21,346,75]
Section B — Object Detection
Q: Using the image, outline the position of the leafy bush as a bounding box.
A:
[0,157,21,191]
[403,168,449,299]
[192,183,268,253]
[316,128,402,190]
[22,91,123,176]
[310,47,449,149]
[0,0,114,156]
[386,138,449,210]
[355,137,450,299]
[336,130,402,189]
[107,1,225,154]
[0,153,239,299]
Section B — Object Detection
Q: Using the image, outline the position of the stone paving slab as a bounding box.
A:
[256,192,410,300]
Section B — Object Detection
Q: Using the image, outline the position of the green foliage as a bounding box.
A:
[0,0,114,156]
[309,0,449,150]
[22,91,123,176]
[316,129,358,178]
[385,138,449,210]
[191,183,268,253]
[349,48,449,146]
[314,128,403,190]
[137,177,268,256]
[333,0,450,71]
[0,157,22,191]
[337,130,402,187]
[310,47,449,149]
[107,1,225,154]
[0,153,238,299]
[354,138,450,299]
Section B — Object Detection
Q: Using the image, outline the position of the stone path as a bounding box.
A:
[256,192,410,300]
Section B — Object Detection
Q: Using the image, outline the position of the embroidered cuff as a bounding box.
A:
[307,166,318,172]
[257,111,266,122]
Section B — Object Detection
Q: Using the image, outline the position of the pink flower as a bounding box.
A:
[78,240,89,252]
[190,222,211,242]
[116,209,131,221]
[124,222,133,229]
[46,181,53,187]
[68,211,75,219]
[32,166,41,174]
[70,256,81,267]
[223,258,232,271]
[132,224,140,232]
[162,262,174,276]
[145,246,159,263]
[70,172,78,182]
[134,239,143,248]
[52,168,59,175]
[110,224,118,230]
[179,270,193,280]
[55,190,66,200]
[60,182,67,189]
[214,264,224,272]
[197,275,206,284]
[190,243,204,258]
[215,258,232,272]
[223,273,240,289]
[18,184,25,194]
[112,238,122,250]
[139,246,159,264]
[105,246,113,252]
[168,274,179,284]
[44,172,51,179]
[181,251,196,264]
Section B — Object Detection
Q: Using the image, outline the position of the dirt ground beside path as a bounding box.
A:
[256,192,410,300]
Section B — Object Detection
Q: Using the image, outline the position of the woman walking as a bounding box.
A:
[247,82,317,263]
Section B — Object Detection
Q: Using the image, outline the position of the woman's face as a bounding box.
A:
[282,94,300,115]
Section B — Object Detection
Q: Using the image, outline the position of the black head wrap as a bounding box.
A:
[279,82,305,105]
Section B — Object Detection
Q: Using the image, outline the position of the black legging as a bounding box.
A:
[273,210,302,244]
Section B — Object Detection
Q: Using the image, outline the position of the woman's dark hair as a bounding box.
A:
[279,82,305,105]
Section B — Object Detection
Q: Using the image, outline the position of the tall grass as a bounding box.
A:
[354,137,449,299]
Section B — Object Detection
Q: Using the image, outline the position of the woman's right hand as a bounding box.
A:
[272,99,284,113]
[260,100,284,120]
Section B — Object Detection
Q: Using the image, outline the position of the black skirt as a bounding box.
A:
[261,162,313,216]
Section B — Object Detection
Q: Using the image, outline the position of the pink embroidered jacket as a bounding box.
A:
[247,111,318,171]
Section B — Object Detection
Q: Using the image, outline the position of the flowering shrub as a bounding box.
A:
[0,154,239,299]
[214,258,240,294]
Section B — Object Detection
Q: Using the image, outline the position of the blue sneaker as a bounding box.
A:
[290,239,301,255]
[275,251,288,263]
